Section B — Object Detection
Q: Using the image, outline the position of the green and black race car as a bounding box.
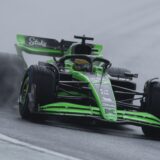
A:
[16,34,160,138]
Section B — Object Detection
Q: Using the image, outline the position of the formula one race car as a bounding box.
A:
[16,34,160,138]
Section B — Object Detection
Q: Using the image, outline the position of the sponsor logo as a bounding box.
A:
[28,37,47,47]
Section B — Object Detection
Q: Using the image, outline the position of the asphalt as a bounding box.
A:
[0,139,68,160]
[0,106,160,160]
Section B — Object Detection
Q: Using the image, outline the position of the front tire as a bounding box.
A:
[19,65,57,120]
[141,80,160,138]
[142,126,160,139]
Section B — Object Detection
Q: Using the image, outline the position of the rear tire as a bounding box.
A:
[19,65,57,120]
[141,80,160,138]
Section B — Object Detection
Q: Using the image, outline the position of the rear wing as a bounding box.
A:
[15,34,75,57]
[15,34,103,67]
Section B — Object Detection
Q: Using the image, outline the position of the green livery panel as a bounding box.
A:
[16,34,64,56]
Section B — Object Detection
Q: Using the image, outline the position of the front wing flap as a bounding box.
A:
[39,102,160,128]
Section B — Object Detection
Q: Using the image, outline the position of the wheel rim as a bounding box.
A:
[19,77,29,106]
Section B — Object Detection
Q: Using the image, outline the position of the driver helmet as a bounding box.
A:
[73,59,90,71]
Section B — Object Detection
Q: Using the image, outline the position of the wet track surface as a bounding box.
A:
[0,106,160,160]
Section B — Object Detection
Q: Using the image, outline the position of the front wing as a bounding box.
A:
[39,102,160,128]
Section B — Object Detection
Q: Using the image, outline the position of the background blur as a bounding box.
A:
[0,0,160,90]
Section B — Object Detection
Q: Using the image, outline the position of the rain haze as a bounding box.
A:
[1,0,160,89]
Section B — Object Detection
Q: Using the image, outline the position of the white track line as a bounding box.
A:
[0,133,82,160]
